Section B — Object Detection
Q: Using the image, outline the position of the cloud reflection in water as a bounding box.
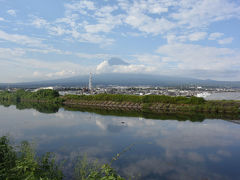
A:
[0,105,240,179]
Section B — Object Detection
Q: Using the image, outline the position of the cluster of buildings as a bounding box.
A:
[2,84,240,99]
[54,73,236,97]
[2,74,240,99]
[55,85,238,98]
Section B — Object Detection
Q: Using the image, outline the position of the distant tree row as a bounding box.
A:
[0,89,60,102]
[1,90,207,105]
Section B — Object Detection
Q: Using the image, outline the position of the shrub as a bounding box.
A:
[0,136,125,180]
[0,136,63,180]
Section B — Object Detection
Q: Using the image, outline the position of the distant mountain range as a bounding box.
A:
[1,73,240,88]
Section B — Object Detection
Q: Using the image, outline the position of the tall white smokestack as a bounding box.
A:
[89,72,92,93]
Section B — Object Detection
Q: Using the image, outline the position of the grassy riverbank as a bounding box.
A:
[62,94,240,114]
[64,105,240,121]
[0,100,239,121]
[63,93,205,104]
[1,89,240,115]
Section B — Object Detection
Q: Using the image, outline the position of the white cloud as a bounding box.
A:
[156,43,235,70]
[46,70,76,78]
[77,33,114,45]
[132,54,163,65]
[37,0,170,41]
[188,32,207,41]
[95,5,118,17]
[0,47,94,82]
[31,17,48,28]
[165,34,183,44]
[0,30,45,47]
[155,43,240,80]
[81,5,123,38]
[166,34,176,44]
[1,0,240,82]
[31,9,116,46]
[33,71,41,77]
[28,0,240,45]
[84,24,113,33]
[171,0,240,28]
[75,53,110,59]
[0,17,5,21]
[7,9,16,16]
[55,15,78,27]
[84,10,123,34]
[17,58,85,73]
[64,0,96,13]
[118,0,240,36]
[96,60,154,74]
[96,60,109,73]
[0,57,92,82]
[165,32,207,43]
[48,26,67,36]
[0,46,71,57]
[121,0,171,15]
[123,1,175,35]
[0,47,26,58]
[208,32,224,40]
[25,47,71,55]
[113,64,154,73]
[138,18,175,35]
[218,37,233,44]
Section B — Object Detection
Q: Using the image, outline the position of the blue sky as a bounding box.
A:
[0,0,240,83]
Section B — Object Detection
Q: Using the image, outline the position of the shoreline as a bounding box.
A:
[1,89,240,117]
[0,99,240,120]
[62,99,240,114]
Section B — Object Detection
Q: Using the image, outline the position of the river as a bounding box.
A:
[0,104,240,180]
[205,92,240,100]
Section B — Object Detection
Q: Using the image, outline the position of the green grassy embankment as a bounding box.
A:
[0,90,240,114]
[62,94,240,114]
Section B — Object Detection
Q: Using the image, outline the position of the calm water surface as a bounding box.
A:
[0,105,240,180]
[205,92,240,100]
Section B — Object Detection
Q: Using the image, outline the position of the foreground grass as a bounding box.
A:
[0,136,124,180]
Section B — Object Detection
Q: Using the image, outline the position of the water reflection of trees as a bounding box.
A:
[16,102,60,114]
[0,101,239,120]
[63,105,240,121]
[0,100,60,113]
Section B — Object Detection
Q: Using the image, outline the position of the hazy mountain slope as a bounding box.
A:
[1,73,240,88]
